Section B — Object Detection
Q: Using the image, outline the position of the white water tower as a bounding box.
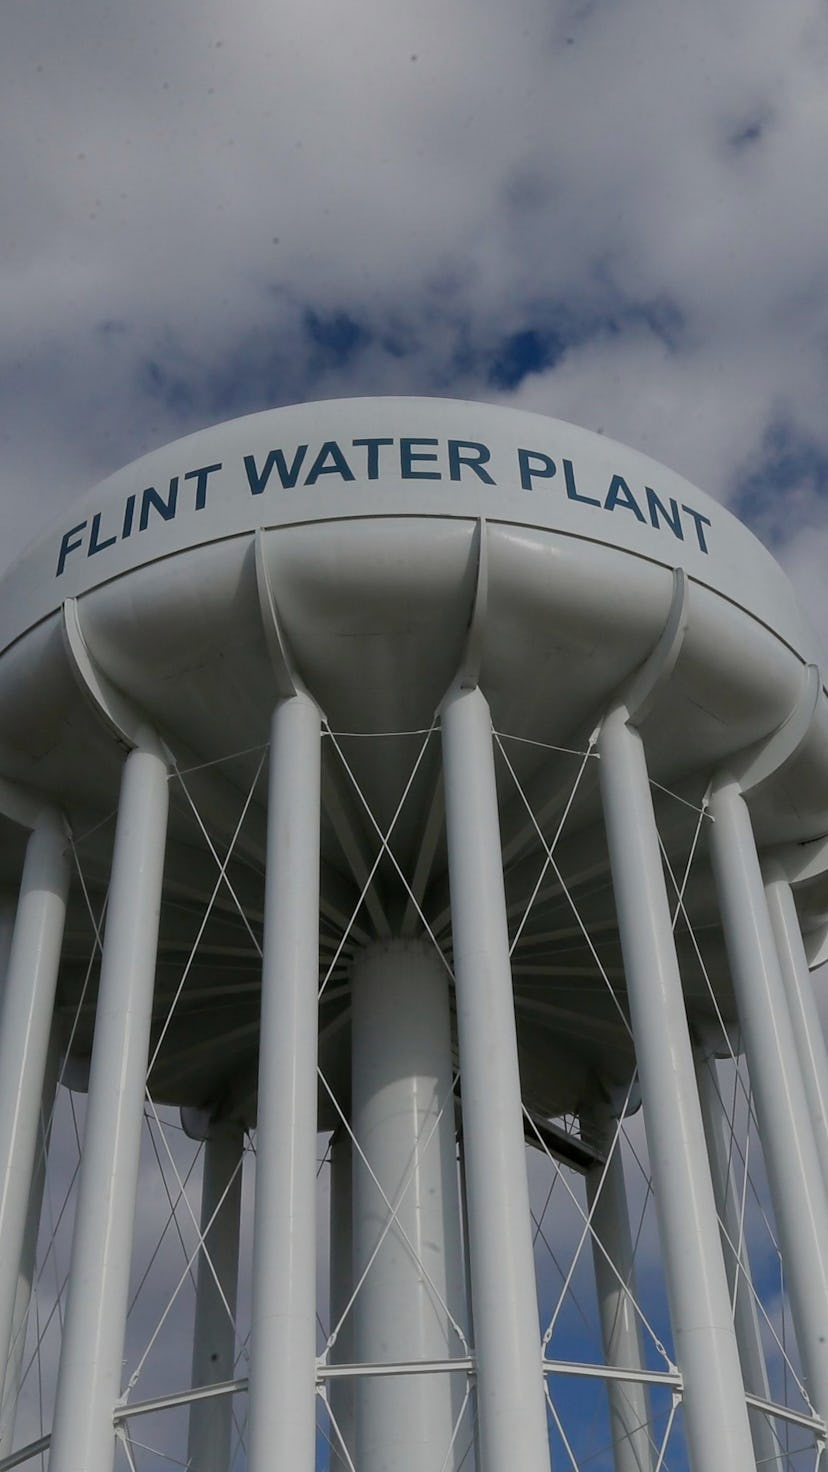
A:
[0,397,827,1472]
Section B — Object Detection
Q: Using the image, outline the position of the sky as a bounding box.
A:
[4,3,828,1467]
[3,0,828,649]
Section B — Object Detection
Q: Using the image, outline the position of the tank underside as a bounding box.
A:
[0,493,826,1127]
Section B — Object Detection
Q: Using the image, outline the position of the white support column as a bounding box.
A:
[457,1139,480,1472]
[441,684,551,1472]
[187,1119,244,1472]
[708,775,828,1423]
[763,861,828,1200]
[0,888,17,1444]
[598,708,755,1472]
[329,1130,355,1472]
[0,1029,60,1450]
[49,741,169,1472]
[693,1044,780,1471]
[0,814,70,1439]
[0,891,15,978]
[583,1100,655,1472]
[351,940,466,1472]
[247,692,322,1472]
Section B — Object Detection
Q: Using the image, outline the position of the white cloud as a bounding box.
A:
[2,0,828,569]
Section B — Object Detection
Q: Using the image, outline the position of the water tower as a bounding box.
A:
[0,397,827,1472]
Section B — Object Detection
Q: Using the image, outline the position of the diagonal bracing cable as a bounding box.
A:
[318,1066,470,1361]
[492,731,633,1040]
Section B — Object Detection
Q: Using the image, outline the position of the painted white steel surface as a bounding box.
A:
[598,708,756,1472]
[2,399,811,664]
[247,693,322,1472]
[709,777,828,1423]
[329,1132,355,1471]
[0,1032,59,1451]
[1,397,827,1472]
[693,1046,780,1471]
[0,816,70,1438]
[0,893,60,1451]
[0,894,14,1447]
[442,685,551,1472]
[187,1121,244,1472]
[350,941,466,1472]
[584,1103,655,1472]
[763,866,828,1199]
[0,898,13,983]
[48,744,169,1472]
[1,399,825,979]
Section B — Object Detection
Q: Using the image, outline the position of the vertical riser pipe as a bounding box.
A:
[583,1104,655,1472]
[187,1122,244,1472]
[351,941,467,1472]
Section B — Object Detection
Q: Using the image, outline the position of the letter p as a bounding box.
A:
[517,449,557,491]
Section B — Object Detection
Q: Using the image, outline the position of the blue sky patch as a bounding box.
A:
[488,326,567,388]
[303,309,371,367]
[732,419,828,547]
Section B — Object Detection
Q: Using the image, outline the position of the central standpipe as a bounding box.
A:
[583,1100,655,1472]
[350,941,467,1472]
[186,1120,244,1472]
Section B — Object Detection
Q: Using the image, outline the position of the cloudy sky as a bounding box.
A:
[3,0,828,644]
[6,8,828,1461]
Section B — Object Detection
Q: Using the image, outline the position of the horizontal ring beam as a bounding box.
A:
[4,1360,824,1472]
